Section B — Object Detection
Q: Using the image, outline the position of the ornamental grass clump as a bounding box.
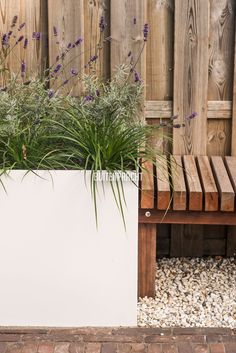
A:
[0,15,196,225]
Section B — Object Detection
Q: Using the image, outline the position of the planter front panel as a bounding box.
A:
[0,171,138,327]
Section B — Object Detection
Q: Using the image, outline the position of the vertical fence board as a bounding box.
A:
[110,0,146,82]
[173,0,209,155]
[84,0,110,80]
[232,23,236,156]
[172,0,209,255]
[48,0,84,95]
[207,0,236,156]
[0,0,48,85]
[146,0,174,153]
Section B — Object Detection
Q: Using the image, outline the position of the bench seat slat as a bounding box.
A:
[171,156,187,210]
[140,160,154,209]
[211,156,235,212]
[196,156,218,211]
[225,156,236,193]
[156,155,171,210]
[183,155,203,211]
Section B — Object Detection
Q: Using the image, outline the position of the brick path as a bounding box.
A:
[0,327,235,353]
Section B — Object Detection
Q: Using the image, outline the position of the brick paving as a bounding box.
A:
[0,327,235,352]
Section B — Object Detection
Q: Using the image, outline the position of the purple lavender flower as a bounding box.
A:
[8,31,13,37]
[16,35,24,44]
[56,55,60,62]
[90,55,98,63]
[96,90,100,97]
[173,123,182,129]
[70,68,78,76]
[18,23,25,31]
[62,79,69,85]
[2,34,9,46]
[75,37,83,46]
[85,95,93,102]
[186,112,198,120]
[143,23,149,42]
[128,51,132,57]
[67,42,72,49]
[53,26,58,36]
[11,15,18,28]
[32,32,41,40]
[48,89,54,98]
[134,70,141,83]
[23,38,28,49]
[99,16,106,32]
[133,17,137,25]
[21,60,26,76]
[53,64,62,73]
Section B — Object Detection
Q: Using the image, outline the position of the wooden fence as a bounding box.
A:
[1,0,236,256]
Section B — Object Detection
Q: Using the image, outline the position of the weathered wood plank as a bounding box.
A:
[48,0,84,95]
[183,155,202,211]
[145,100,232,119]
[173,0,209,154]
[139,210,236,225]
[207,0,236,156]
[211,156,235,211]
[140,160,154,209]
[110,0,146,80]
[156,155,171,210]
[0,0,48,85]
[225,156,236,192]
[84,0,110,80]
[170,156,186,210]
[232,23,236,156]
[197,156,218,211]
[138,224,156,298]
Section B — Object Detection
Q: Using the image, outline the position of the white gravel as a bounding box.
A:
[137,257,236,328]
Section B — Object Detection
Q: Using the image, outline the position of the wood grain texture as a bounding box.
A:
[84,0,110,80]
[170,156,186,210]
[140,160,155,209]
[197,156,218,211]
[232,23,236,156]
[211,156,235,211]
[183,155,202,211]
[156,155,171,210]
[227,226,236,256]
[173,0,209,155]
[139,210,236,225]
[110,0,146,80]
[48,0,84,95]
[138,224,156,298]
[170,224,203,257]
[225,156,236,192]
[0,0,48,85]
[207,0,235,156]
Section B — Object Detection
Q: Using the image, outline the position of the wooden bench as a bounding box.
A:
[138,155,236,298]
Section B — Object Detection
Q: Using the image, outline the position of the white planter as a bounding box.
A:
[0,170,138,327]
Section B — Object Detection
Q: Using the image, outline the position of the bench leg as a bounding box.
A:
[138,223,156,298]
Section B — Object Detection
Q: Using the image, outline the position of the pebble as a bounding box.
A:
[137,257,236,328]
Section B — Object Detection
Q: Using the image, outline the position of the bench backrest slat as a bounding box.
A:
[211,156,235,212]
[183,155,203,211]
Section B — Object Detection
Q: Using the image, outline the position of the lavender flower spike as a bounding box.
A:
[99,16,106,32]
[48,89,54,98]
[143,23,149,42]
[16,35,24,44]
[186,112,198,120]
[133,17,137,25]
[90,55,98,63]
[21,60,26,76]
[53,64,62,73]
[2,34,9,46]
[134,70,141,83]
[53,26,58,36]
[23,38,28,49]
[85,95,93,102]
[75,37,83,46]
[18,23,26,31]
[70,68,78,76]
[32,32,41,40]
[11,15,18,28]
